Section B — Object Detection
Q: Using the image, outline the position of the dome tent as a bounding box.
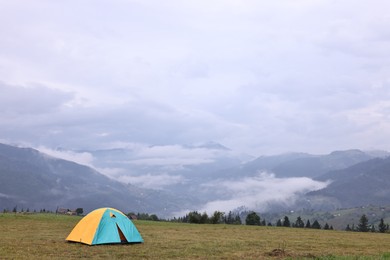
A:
[66,207,143,245]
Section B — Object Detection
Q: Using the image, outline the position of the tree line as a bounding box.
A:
[345,214,389,233]
[171,211,390,233]
[3,207,52,214]
[172,211,242,224]
[245,212,333,230]
[127,212,160,221]
[172,211,330,229]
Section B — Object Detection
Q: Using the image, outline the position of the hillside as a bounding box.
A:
[307,157,390,208]
[218,149,377,179]
[1,142,390,217]
[0,143,193,215]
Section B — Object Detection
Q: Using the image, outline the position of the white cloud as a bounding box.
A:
[95,167,126,178]
[36,146,94,168]
[116,173,186,190]
[197,172,329,214]
[129,144,230,166]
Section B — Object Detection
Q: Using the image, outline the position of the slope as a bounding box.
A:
[307,157,390,208]
[0,143,191,215]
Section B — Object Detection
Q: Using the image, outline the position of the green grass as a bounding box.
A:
[1,213,390,259]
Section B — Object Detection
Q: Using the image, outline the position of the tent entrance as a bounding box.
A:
[116,224,128,243]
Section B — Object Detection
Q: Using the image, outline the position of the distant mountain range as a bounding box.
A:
[217,149,381,179]
[0,143,195,215]
[307,157,390,208]
[1,142,390,217]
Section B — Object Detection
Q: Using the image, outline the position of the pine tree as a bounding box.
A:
[312,220,321,229]
[378,218,387,233]
[226,211,233,224]
[234,215,242,225]
[276,219,282,227]
[324,223,329,230]
[283,216,291,227]
[305,220,311,228]
[345,224,352,231]
[295,216,304,228]
[371,225,376,232]
[358,214,369,232]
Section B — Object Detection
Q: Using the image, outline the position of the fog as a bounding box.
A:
[196,172,329,214]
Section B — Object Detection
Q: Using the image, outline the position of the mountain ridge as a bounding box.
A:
[306,157,390,208]
[1,142,390,216]
[0,143,193,215]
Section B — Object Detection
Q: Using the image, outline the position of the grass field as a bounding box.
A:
[1,213,390,259]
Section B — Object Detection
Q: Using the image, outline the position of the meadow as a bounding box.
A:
[1,213,390,259]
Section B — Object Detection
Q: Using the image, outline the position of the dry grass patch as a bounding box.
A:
[1,213,390,259]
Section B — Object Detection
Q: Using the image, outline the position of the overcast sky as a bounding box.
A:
[1,0,390,156]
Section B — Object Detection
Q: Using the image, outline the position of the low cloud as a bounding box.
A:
[197,172,329,214]
[134,144,229,164]
[128,157,213,166]
[115,173,186,190]
[36,146,94,168]
[35,144,234,189]
[95,167,126,178]
[105,143,235,166]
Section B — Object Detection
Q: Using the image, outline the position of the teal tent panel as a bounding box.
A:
[92,209,143,245]
[92,210,120,244]
[115,214,144,243]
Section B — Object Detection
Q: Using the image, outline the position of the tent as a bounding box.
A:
[66,207,143,245]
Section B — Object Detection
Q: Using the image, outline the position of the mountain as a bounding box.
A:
[2,142,390,217]
[59,146,390,213]
[212,149,376,179]
[0,143,194,215]
[306,157,390,209]
[78,143,250,194]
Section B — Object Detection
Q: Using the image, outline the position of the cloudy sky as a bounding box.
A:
[1,0,390,156]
